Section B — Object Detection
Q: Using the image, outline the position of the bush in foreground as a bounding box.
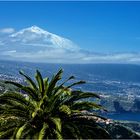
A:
[0,69,110,139]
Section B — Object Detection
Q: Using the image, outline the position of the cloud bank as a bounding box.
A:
[0,26,139,64]
[0,28,15,34]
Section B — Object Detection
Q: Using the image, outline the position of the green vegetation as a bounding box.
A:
[105,121,140,139]
[0,80,16,94]
[0,69,110,139]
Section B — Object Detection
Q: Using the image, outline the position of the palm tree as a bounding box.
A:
[0,69,110,139]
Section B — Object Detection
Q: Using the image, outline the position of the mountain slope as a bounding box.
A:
[0,26,81,63]
[8,26,78,50]
[1,26,140,63]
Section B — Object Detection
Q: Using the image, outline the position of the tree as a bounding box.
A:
[0,69,110,139]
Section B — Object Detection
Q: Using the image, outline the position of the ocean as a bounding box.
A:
[0,60,140,121]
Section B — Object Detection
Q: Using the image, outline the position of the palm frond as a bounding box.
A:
[71,101,103,111]
[71,90,100,99]
[0,92,31,106]
[59,105,71,115]
[43,77,49,96]
[0,127,15,139]
[4,81,39,101]
[54,75,75,94]
[19,70,38,91]
[63,91,100,106]
[16,123,29,139]
[67,80,86,88]
[50,117,62,133]
[53,129,63,140]
[35,70,44,97]
[62,122,82,139]
[47,69,63,97]
[38,123,48,140]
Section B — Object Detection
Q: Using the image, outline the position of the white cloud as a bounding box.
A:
[81,53,140,63]
[0,28,15,34]
[0,26,140,64]
[2,50,16,55]
[1,47,140,64]
[0,48,83,63]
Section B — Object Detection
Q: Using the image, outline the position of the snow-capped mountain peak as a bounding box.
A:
[29,25,45,32]
[10,25,50,37]
[8,26,79,50]
[24,25,51,34]
[0,26,82,63]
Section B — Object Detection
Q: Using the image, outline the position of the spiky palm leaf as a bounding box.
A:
[0,69,110,139]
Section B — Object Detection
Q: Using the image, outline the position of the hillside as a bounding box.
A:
[105,120,140,139]
[0,79,140,139]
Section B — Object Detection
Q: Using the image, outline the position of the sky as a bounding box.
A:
[0,1,140,63]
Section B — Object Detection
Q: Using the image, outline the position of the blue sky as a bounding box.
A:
[0,1,140,52]
[0,1,140,63]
